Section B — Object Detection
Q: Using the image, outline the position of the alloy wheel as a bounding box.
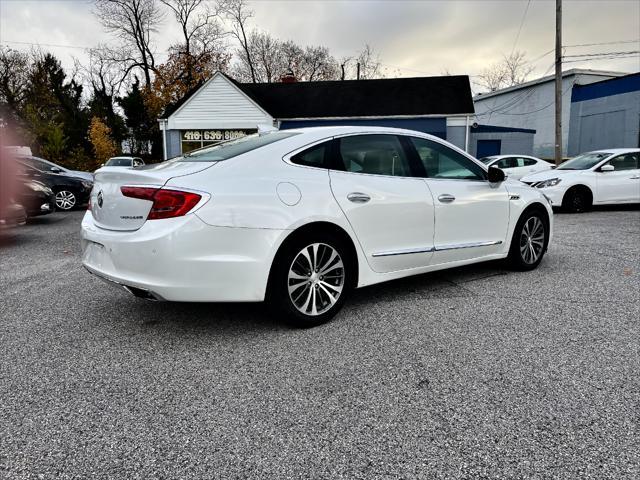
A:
[520,216,545,265]
[288,243,345,316]
[55,191,76,210]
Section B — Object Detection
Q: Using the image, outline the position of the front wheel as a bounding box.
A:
[268,234,351,327]
[507,209,549,271]
[55,190,77,211]
[562,188,591,213]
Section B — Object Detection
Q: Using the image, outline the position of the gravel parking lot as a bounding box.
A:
[1,208,639,479]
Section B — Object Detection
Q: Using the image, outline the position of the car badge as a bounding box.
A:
[97,191,104,208]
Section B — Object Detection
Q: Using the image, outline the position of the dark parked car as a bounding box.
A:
[16,179,56,218]
[17,155,94,182]
[0,203,27,228]
[17,161,93,211]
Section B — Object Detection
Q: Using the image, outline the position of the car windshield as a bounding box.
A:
[106,158,132,166]
[479,156,497,164]
[557,152,612,170]
[179,132,299,162]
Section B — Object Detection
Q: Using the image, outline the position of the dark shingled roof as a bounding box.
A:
[163,73,474,119]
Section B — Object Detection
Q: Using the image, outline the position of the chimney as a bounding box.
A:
[280,69,296,83]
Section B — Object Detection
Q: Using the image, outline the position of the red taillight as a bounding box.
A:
[120,186,202,220]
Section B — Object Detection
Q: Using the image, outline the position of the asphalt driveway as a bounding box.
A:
[1,208,639,479]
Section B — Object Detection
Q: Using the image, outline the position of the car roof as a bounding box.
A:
[487,155,540,159]
[586,148,639,155]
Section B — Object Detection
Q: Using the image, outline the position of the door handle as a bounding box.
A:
[347,192,371,203]
[438,194,456,203]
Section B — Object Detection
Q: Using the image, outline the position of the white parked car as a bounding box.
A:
[480,155,552,180]
[81,127,553,327]
[99,156,145,170]
[520,148,640,212]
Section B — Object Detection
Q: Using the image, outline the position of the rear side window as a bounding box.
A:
[181,132,299,162]
[410,137,485,180]
[336,135,412,177]
[291,142,329,168]
[522,158,537,166]
[496,157,517,169]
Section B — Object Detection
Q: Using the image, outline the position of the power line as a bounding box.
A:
[511,0,532,57]
[564,39,640,48]
[563,54,640,64]
[2,40,90,50]
[563,50,639,58]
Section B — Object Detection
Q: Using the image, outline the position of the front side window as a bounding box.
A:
[410,137,485,180]
[336,135,411,177]
[606,153,639,171]
[291,142,329,168]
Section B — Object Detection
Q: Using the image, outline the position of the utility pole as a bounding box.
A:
[554,0,563,165]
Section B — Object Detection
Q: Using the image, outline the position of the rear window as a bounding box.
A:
[106,158,133,167]
[179,132,299,162]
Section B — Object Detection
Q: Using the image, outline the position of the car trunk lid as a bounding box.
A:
[90,161,216,231]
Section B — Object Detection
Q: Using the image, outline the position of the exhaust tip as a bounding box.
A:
[122,285,163,301]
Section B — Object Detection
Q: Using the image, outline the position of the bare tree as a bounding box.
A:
[159,0,228,86]
[503,51,534,87]
[284,44,338,81]
[339,45,385,81]
[94,0,164,87]
[476,50,534,92]
[355,44,383,80]
[81,46,130,98]
[220,0,257,83]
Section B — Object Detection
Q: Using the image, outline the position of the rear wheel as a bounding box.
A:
[507,208,549,271]
[268,233,351,327]
[562,187,591,213]
[55,190,77,211]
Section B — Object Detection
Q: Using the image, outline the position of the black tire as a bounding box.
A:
[562,187,591,213]
[267,231,352,328]
[506,207,549,271]
[54,189,77,211]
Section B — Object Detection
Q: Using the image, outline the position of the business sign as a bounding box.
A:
[181,129,255,142]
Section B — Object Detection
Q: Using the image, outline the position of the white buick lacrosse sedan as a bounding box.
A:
[82,127,553,327]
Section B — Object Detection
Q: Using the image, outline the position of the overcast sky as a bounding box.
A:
[1,0,638,86]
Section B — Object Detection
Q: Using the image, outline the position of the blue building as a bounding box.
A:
[158,72,475,159]
[568,72,640,156]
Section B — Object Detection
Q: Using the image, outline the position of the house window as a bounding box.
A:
[180,129,257,153]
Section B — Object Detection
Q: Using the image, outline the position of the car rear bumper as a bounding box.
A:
[80,212,286,302]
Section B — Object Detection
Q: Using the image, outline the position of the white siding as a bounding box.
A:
[167,73,273,130]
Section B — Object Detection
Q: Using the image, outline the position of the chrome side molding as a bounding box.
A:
[372,246,435,257]
[435,240,503,251]
[372,240,503,257]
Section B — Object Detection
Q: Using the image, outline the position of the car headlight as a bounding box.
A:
[536,178,561,188]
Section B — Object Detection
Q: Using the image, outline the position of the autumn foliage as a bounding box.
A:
[88,117,117,170]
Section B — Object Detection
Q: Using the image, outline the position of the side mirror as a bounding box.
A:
[600,164,615,172]
[488,166,505,183]
[50,167,62,173]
